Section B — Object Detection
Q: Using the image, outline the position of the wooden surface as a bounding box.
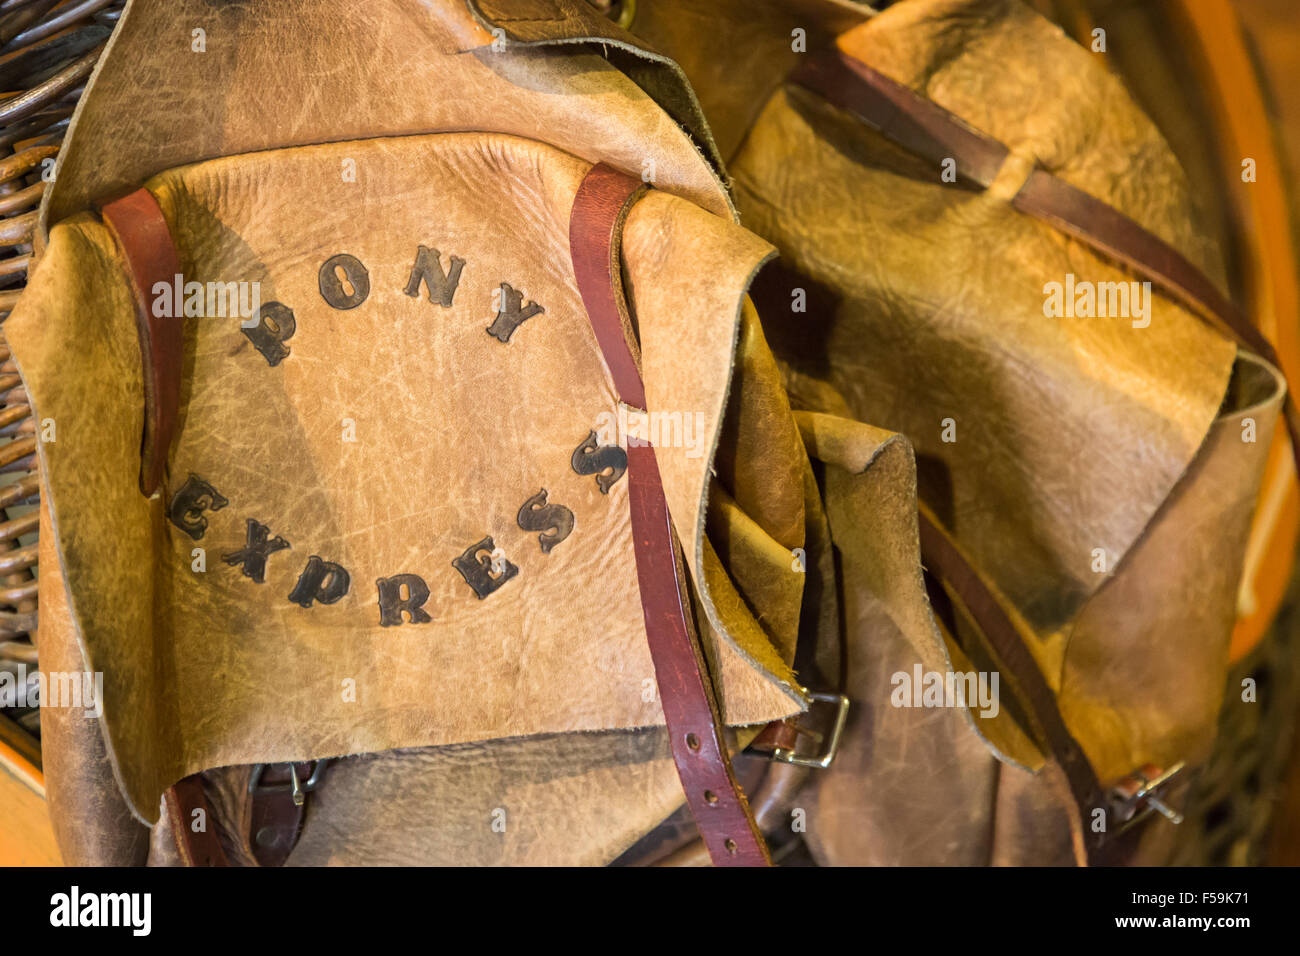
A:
[1233,0,1300,865]
[1163,0,1300,663]
[0,723,60,866]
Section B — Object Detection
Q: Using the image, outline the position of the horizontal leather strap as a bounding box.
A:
[569,162,770,866]
[100,187,185,498]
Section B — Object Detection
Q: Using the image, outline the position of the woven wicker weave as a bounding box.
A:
[1171,590,1300,865]
[0,0,124,747]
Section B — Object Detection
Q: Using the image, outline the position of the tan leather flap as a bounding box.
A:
[9,132,799,823]
[735,0,1239,663]
[41,0,731,245]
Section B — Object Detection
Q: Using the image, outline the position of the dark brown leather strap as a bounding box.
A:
[109,193,220,865]
[792,49,1300,475]
[793,51,1010,190]
[163,774,229,867]
[569,167,649,412]
[100,187,184,498]
[917,506,1105,834]
[569,163,770,866]
[749,718,801,754]
[167,764,317,867]
[245,763,312,868]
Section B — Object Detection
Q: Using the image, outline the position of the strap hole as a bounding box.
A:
[685,733,701,751]
[703,790,718,805]
[724,838,738,855]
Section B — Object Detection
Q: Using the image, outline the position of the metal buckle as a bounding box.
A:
[1108,761,1185,836]
[769,692,851,769]
[248,760,331,807]
[591,0,636,30]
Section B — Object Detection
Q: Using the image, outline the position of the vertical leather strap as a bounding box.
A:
[568,163,770,866]
[99,187,184,498]
[163,774,229,867]
[103,190,217,865]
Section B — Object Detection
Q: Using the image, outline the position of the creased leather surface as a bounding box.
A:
[699,299,808,716]
[33,0,1275,866]
[733,0,1236,651]
[627,0,1279,864]
[790,381,1282,865]
[1060,353,1285,783]
[465,0,733,182]
[622,198,801,706]
[473,0,872,163]
[146,731,685,866]
[11,132,795,826]
[285,731,684,866]
[794,410,998,865]
[36,494,150,867]
[40,0,732,244]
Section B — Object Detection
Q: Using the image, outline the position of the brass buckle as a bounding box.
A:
[1108,761,1185,836]
[249,760,331,807]
[591,0,636,30]
[769,692,851,769]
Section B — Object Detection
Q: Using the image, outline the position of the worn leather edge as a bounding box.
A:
[464,0,733,203]
[31,0,128,262]
[1058,348,1287,776]
[917,503,1105,846]
[39,0,735,244]
[690,252,804,712]
[793,412,1042,772]
[35,485,152,864]
[10,258,161,830]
